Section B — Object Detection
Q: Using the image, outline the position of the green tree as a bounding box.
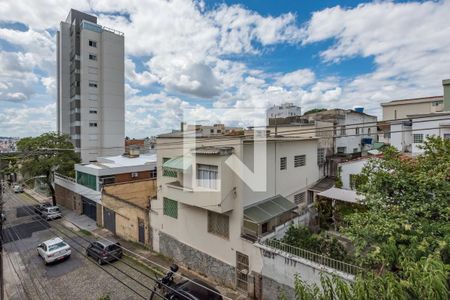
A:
[288,137,450,299]
[16,132,80,205]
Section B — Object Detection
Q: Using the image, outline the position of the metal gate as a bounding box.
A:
[81,196,97,221]
[138,218,145,244]
[103,207,116,234]
[236,252,249,292]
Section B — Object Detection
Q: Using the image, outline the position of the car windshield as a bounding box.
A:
[48,242,67,251]
[48,207,60,213]
[107,244,121,251]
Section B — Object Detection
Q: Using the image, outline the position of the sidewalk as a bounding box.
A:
[25,188,245,300]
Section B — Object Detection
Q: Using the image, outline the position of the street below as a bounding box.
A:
[2,189,163,300]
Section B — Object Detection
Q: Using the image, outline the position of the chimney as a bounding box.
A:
[443,79,450,112]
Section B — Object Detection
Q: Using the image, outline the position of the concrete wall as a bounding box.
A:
[339,158,369,190]
[55,183,83,214]
[383,101,443,121]
[256,244,354,300]
[159,232,236,288]
[411,114,450,155]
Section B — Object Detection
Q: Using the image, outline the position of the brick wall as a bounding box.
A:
[55,183,82,214]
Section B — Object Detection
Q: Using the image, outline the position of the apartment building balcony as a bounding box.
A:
[54,173,101,203]
[163,155,235,213]
[165,180,234,214]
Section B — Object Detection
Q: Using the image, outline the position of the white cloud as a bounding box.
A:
[276,69,315,88]
[0,104,56,136]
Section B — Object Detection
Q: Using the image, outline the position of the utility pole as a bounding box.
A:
[0,180,4,300]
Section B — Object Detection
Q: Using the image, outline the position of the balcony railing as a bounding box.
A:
[262,238,363,275]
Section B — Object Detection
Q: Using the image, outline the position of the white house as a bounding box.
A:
[151,131,320,298]
[409,112,450,155]
[266,103,302,122]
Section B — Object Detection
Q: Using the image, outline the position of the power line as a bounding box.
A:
[6,191,157,300]
[7,191,171,300]
[15,188,232,300]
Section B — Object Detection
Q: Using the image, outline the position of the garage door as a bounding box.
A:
[82,196,97,221]
[103,207,116,235]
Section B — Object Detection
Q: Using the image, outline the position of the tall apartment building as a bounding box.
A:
[57,9,125,163]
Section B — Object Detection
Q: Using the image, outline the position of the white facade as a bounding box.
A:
[334,111,378,154]
[338,158,370,190]
[410,113,450,155]
[57,9,125,163]
[266,103,301,122]
[151,134,320,292]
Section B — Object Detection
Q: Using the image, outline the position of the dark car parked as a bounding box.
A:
[34,202,53,215]
[165,279,223,300]
[86,240,123,265]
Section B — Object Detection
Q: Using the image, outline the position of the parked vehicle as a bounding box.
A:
[37,237,71,264]
[86,240,123,265]
[1,213,5,223]
[13,184,23,193]
[41,206,62,221]
[150,264,223,300]
[34,202,53,215]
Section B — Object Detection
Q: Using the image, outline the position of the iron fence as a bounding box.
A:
[263,238,363,275]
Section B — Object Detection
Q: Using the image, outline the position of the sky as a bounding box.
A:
[0,0,449,138]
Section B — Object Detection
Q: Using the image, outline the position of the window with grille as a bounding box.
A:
[280,157,287,170]
[163,158,177,177]
[317,148,325,165]
[294,192,305,204]
[337,147,346,154]
[196,164,218,189]
[294,155,306,167]
[413,134,423,143]
[163,198,178,219]
[207,211,229,238]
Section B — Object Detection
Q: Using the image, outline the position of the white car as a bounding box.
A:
[37,237,71,264]
[41,206,62,221]
[13,185,23,193]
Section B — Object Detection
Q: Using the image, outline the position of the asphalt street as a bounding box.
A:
[1,189,163,300]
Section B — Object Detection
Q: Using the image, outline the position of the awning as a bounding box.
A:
[244,195,297,224]
[318,187,365,204]
[162,156,192,171]
[372,142,385,150]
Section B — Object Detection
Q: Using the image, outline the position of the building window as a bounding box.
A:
[294,155,306,167]
[444,133,450,140]
[77,171,97,190]
[355,127,359,135]
[150,168,157,178]
[340,126,346,136]
[197,164,218,189]
[162,158,177,178]
[294,192,305,204]
[353,148,358,153]
[384,132,391,139]
[368,128,371,135]
[317,148,325,165]
[207,211,229,238]
[89,81,98,88]
[413,134,424,143]
[280,157,287,170]
[88,40,97,47]
[337,147,346,154]
[89,122,97,127]
[89,108,97,114]
[89,53,97,61]
[163,198,178,219]
[100,176,115,186]
[432,101,442,107]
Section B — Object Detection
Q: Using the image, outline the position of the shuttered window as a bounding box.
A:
[280,157,287,170]
[163,198,178,219]
[413,134,423,143]
[294,155,306,167]
[317,148,325,165]
[294,192,305,204]
[207,211,229,238]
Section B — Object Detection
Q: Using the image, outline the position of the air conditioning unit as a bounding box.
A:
[131,172,139,178]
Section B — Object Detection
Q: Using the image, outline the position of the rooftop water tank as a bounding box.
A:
[353,106,364,113]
